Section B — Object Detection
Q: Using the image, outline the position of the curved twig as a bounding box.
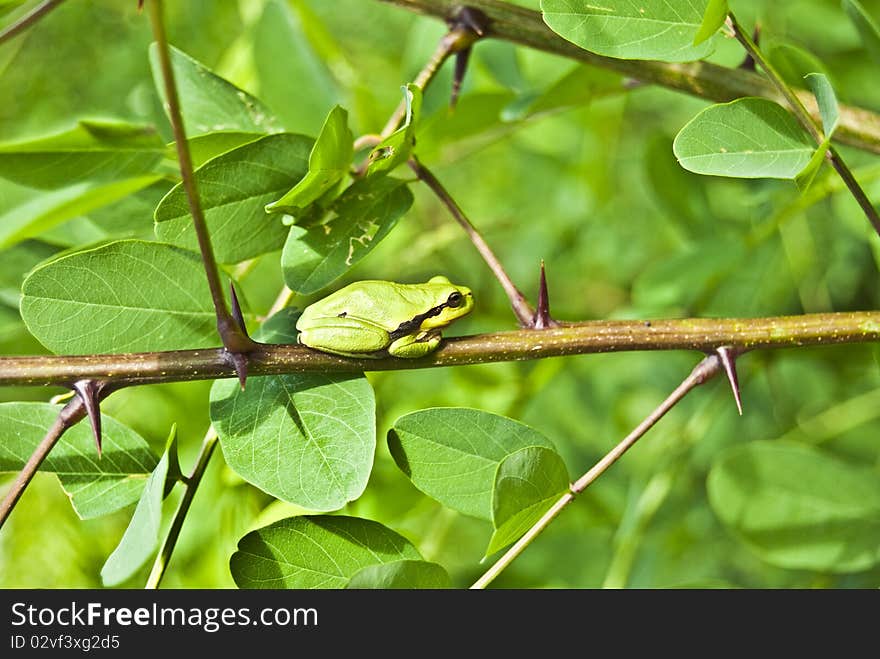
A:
[373,0,880,156]
[471,353,721,588]
[0,396,86,529]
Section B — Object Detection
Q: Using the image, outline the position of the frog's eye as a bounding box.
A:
[446,291,464,308]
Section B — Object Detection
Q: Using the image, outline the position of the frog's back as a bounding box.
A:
[298,280,429,332]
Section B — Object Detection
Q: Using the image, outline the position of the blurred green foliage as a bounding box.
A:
[1,0,880,589]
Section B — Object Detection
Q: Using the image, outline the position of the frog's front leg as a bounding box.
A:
[387,328,442,358]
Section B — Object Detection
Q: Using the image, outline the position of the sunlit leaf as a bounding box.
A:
[0,120,165,189]
[21,240,218,353]
[230,516,421,588]
[252,0,340,135]
[766,42,832,88]
[265,105,353,216]
[149,44,282,136]
[346,560,451,589]
[805,73,840,138]
[211,373,375,512]
[0,402,157,519]
[0,176,161,249]
[541,0,716,62]
[210,310,375,512]
[281,176,413,294]
[366,84,421,177]
[388,408,556,520]
[187,131,265,168]
[154,133,312,263]
[693,0,728,46]
[795,73,839,190]
[486,446,570,556]
[673,98,813,179]
[101,428,178,586]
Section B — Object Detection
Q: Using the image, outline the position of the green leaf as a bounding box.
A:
[0,402,158,519]
[805,73,840,137]
[843,0,880,65]
[20,239,219,353]
[346,560,451,589]
[255,306,301,344]
[707,441,880,572]
[766,43,832,89]
[187,131,265,168]
[541,0,716,62]
[0,176,161,249]
[366,84,421,177]
[673,98,814,179]
[266,105,353,216]
[154,133,313,263]
[388,408,557,520]
[795,156,824,195]
[281,176,413,295]
[252,0,340,135]
[209,307,374,512]
[101,427,178,586]
[149,44,282,136]
[209,294,371,514]
[693,0,728,46]
[795,74,839,191]
[86,179,173,239]
[486,446,570,556]
[230,516,420,588]
[0,120,166,189]
[210,373,375,512]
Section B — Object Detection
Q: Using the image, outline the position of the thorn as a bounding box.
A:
[227,351,249,391]
[221,283,255,390]
[716,346,743,415]
[137,0,144,11]
[443,7,489,108]
[532,260,559,329]
[448,6,489,37]
[72,380,104,456]
[451,47,472,109]
[229,282,249,339]
[738,24,760,71]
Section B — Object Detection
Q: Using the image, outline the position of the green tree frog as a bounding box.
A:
[296,276,474,358]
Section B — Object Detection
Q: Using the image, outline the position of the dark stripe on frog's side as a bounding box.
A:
[387,301,450,342]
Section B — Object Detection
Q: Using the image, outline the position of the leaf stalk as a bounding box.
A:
[726,13,880,236]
